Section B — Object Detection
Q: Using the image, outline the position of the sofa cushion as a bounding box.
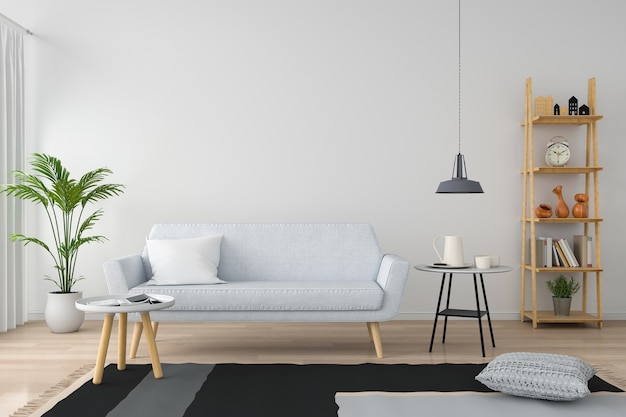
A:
[145,235,225,285]
[143,224,383,282]
[131,280,384,311]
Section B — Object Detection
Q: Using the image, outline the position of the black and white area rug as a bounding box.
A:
[12,363,625,417]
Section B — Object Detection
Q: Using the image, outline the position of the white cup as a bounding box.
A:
[475,255,491,269]
[489,255,500,267]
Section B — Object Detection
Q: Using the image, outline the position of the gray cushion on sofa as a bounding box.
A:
[131,280,384,311]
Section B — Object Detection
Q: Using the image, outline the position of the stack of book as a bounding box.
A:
[531,236,594,268]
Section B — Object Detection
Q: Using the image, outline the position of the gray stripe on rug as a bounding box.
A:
[335,392,626,417]
[106,363,214,417]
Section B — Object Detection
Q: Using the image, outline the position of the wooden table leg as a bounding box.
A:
[117,313,127,370]
[130,322,142,359]
[93,313,115,385]
[140,312,163,379]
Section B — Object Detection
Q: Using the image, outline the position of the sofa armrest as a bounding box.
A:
[103,254,148,294]
[376,254,409,289]
[374,254,410,320]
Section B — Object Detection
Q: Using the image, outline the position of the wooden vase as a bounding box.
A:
[552,185,569,218]
[535,204,552,218]
[572,193,589,218]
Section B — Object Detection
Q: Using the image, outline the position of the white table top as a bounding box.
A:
[414,264,513,274]
[75,294,175,313]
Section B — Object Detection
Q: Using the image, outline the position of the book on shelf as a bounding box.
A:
[531,237,551,267]
[552,245,561,267]
[573,235,594,267]
[557,238,579,267]
[553,240,570,267]
[531,237,581,267]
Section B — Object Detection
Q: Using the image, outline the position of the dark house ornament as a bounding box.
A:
[554,103,560,115]
[569,96,578,115]
[579,104,590,115]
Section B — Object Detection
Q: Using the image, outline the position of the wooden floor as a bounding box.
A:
[1,319,625,416]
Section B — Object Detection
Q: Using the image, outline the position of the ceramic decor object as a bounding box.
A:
[572,193,589,218]
[535,204,552,218]
[553,185,569,218]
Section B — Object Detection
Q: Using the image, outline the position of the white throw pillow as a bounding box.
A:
[145,235,225,285]
[475,352,596,401]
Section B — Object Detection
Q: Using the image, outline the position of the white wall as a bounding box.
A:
[3,0,626,320]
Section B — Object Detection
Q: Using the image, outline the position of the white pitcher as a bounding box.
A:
[433,235,465,267]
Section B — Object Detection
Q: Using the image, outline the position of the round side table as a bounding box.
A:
[76,294,175,384]
[414,264,512,357]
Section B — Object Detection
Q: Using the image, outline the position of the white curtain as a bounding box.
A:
[0,24,26,332]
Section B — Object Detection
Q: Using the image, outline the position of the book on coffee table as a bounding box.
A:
[87,294,161,306]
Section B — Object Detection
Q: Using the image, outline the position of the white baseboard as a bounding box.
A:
[28,312,108,321]
[393,311,626,321]
[28,311,626,322]
[393,312,521,321]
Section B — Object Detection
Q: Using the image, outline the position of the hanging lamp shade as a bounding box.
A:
[436,153,484,193]
[436,0,484,194]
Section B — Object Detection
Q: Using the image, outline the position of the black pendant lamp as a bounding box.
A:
[436,0,483,194]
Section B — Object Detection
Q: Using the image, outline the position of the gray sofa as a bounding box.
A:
[103,223,410,358]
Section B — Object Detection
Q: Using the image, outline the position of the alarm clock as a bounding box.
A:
[545,136,570,167]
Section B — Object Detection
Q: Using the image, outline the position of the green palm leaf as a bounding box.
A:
[10,234,51,252]
[1,153,125,292]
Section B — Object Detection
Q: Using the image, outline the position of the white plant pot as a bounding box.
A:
[45,291,85,333]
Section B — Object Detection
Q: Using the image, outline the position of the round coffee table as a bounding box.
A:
[76,294,175,384]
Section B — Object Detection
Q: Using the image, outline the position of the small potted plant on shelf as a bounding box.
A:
[546,274,581,316]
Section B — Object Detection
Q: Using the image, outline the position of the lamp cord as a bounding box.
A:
[458,0,462,155]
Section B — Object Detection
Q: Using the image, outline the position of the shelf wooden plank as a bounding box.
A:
[523,265,603,273]
[520,115,603,126]
[520,166,603,174]
[521,217,603,223]
[523,310,602,324]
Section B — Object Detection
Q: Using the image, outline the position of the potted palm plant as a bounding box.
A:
[1,153,124,332]
[546,274,581,316]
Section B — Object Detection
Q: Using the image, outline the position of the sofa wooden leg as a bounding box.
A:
[366,322,384,358]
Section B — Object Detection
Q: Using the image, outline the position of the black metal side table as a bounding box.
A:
[414,264,512,357]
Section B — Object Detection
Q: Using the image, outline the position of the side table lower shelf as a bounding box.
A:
[523,310,603,326]
[439,309,487,318]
